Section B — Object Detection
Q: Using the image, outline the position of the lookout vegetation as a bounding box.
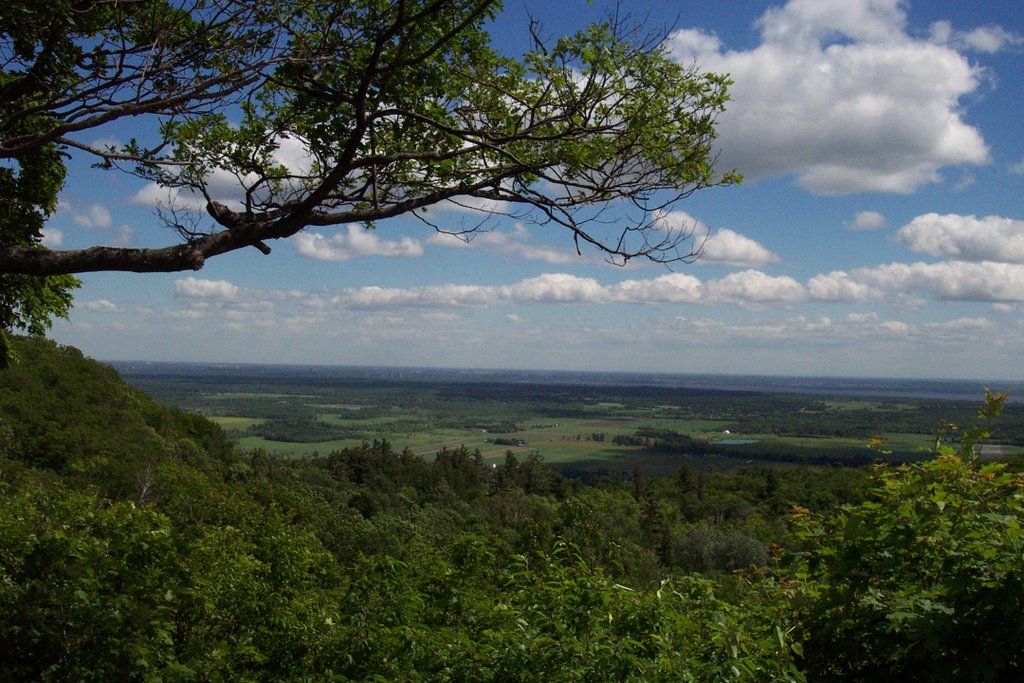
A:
[1,336,1023,680]
[0,0,738,358]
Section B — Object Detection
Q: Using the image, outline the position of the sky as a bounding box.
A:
[44,0,1024,380]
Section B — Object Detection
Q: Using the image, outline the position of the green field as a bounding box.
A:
[123,369,1024,474]
[208,416,265,433]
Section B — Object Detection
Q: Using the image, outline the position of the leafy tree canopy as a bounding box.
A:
[0,0,738,353]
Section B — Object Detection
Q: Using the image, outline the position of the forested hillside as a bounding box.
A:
[2,337,1021,681]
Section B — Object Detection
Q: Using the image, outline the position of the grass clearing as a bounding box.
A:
[209,416,265,430]
[134,368,1007,468]
[823,400,918,412]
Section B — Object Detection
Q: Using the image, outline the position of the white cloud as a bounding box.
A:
[429,224,581,264]
[878,319,910,336]
[845,312,878,324]
[59,199,113,229]
[919,317,994,345]
[849,210,886,231]
[175,277,240,300]
[295,270,803,311]
[78,299,122,313]
[667,0,993,194]
[853,261,1024,302]
[333,283,495,309]
[652,210,707,234]
[503,273,607,304]
[706,270,806,306]
[669,28,723,56]
[700,228,779,266]
[756,0,908,45]
[807,270,881,302]
[651,212,776,267]
[111,224,135,246]
[897,213,1024,263]
[961,26,1021,52]
[74,203,112,229]
[131,184,206,211]
[288,263,1024,312]
[294,225,424,261]
[89,136,122,150]
[437,194,511,215]
[931,21,1024,53]
[992,303,1017,313]
[611,273,703,303]
[40,227,63,247]
[952,173,976,192]
[163,256,1024,330]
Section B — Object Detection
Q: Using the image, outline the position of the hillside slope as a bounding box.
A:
[0,336,230,483]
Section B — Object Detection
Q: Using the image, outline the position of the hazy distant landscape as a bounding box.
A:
[115,361,1024,473]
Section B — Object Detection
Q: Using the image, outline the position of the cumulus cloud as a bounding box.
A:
[757,0,908,44]
[429,224,581,264]
[175,277,240,300]
[896,213,1024,263]
[807,270,882,302]
[167,255,1024,331]
[651,211,776,267]
[206,260,1024,317]
[294,225,424,261]
[667,0,995,194]
[503,273,607,304]
[78,299,122,313]
[298,271,796,311]
[59,199,114,229]
[132,184,206,211]
[73,203,113,229]
[611,273,703,304]
[436,194,511,215]
[931,20,1024,53]
[700,228,779,266]
[311,271,813,310]
[315,283,496,310]
[853,261,1024,302]
[849,210,886,231]
[706,270,806,307]
[40,227,63,247]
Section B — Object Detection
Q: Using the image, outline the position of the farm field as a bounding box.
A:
[118,364,1024,475]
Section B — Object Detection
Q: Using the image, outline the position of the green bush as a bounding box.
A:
[790,393,1024,680]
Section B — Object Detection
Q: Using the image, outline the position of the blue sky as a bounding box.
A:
[46,0,1024,380]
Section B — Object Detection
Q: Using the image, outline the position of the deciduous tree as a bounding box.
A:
[0,0,737,350]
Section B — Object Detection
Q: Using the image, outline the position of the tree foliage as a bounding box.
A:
[3,337,1021,680]
[0,0,736,284]
[789,392,1024,681]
